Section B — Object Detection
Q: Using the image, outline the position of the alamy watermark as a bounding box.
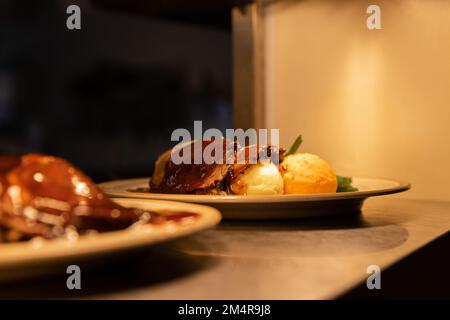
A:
[366,265,381,290]
[66,265,81,290]
[66,5,81,30]
[171,121,280,165]
[367,5,382,30]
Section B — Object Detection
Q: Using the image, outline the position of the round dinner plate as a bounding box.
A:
[99,177,411,220]
[0,198,221,282]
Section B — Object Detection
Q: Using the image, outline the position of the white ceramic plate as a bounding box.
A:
[99,177,411,219]
[0,198,221,281]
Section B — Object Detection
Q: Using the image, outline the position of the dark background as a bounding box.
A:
[0,0,232,182]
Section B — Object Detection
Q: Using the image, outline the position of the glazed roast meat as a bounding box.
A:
[0,154,141,240]
[150,139,284,195]
[151,139,234,194]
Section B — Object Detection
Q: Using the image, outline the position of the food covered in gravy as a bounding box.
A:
[150,139,288,196]
[151,139,233,194]
[0,154,197,242]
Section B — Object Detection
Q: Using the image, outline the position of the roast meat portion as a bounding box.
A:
[0,154,141,239]
[150,139,284,195]
[151,139,234,194]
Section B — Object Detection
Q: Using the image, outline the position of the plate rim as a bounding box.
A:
[99,176,411,203]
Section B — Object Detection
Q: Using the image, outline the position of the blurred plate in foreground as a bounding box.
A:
[0,198,221,282]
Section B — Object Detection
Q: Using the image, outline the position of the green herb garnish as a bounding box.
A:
[337,176,358,192]
[284,134,303,156]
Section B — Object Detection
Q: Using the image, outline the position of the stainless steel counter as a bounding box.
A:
[1,197,449,299]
